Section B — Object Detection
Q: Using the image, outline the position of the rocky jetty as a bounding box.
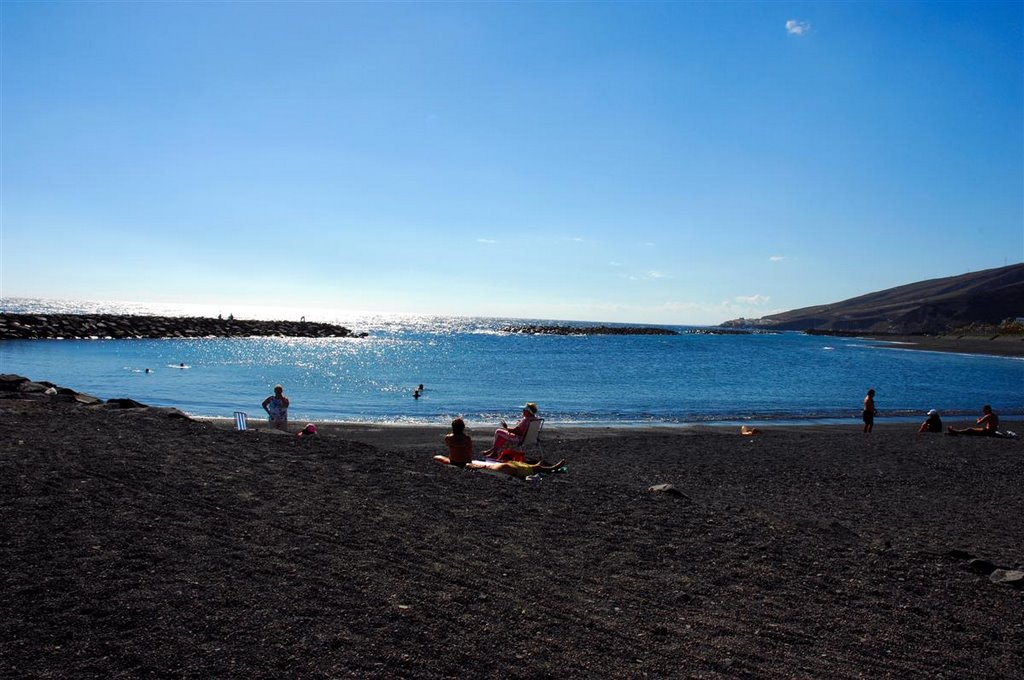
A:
[0,313,365,340]
[0,373,188,417]
[503,324,678,336]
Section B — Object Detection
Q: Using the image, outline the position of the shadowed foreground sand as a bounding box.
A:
[2,399,1022,678]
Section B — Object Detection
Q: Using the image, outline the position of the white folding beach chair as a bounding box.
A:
[234,411,248,431]
[518,418,545,461]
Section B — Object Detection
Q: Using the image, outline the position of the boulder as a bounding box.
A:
[0,374,28,391]
[106,398,149,409]
[966,558,998,575]
[648,483,690,499]
[989,569,1024,588]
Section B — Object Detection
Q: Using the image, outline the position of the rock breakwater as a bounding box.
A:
[0,313,364,340]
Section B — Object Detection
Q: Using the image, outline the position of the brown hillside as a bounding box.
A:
[728,264,1024,333]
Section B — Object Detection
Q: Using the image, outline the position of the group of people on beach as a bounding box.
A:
[863,388,1003,437]
[259,382,1007,461]
[433,402,566,479]
[261,385,565,476]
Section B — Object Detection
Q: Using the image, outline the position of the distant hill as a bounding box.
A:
[721,263,1024,334]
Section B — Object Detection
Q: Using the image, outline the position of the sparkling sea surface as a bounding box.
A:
[1,298,1021,427]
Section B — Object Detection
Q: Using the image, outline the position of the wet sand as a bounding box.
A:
[2,398,1022,678]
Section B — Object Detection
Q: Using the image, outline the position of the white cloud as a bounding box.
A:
[786,20,810,36]
[624,270,671,281]
[608,261,623,267]
[769,255,785,262]
[735,294,771,305]
[476,238,497,244]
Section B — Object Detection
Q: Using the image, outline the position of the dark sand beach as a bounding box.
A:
[2,393,1022,678]
[868,334,1024,358]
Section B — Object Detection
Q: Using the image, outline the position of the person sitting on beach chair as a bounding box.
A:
[947,405,999,436]
[434,418,474,468]
[481,402,539,457]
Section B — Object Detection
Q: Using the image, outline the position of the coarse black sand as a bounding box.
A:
[2,397,1022,678]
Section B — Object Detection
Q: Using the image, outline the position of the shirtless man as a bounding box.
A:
[862,389,877,433]
[947,405,999,436]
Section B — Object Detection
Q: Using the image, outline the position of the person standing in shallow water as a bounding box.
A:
[262,384,290,431]
[863,389,877,433]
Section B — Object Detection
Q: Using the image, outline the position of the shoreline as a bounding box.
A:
[867,333,1024,358]
[201,418,1022,450]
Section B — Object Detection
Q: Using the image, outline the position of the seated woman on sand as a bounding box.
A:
[434,418,474,467]
[947,405,999,436]
[918,409,943,433]
[482,402,539,457]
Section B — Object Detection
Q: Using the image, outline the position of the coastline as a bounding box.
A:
[867,333,1024,358]
[200,417,1023,449]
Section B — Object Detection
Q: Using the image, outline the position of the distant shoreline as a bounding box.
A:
[866,333,1024,358]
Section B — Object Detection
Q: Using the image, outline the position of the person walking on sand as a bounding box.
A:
[433,417,474,467]
[863,389,877,433]
[947,404,999,436]
[262,384,290,431]
[481,402,539,457]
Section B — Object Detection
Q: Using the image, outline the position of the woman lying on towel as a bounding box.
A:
[481,402,539,457]
[466,458,567,479]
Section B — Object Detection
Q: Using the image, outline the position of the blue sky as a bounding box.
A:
[2,1,1021,324]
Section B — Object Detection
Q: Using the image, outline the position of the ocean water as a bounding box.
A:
[1,298,1021,426]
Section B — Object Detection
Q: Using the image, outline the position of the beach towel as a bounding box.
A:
[491,448,526,463]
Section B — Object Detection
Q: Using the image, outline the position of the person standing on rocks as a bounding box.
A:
[262,384,290,431]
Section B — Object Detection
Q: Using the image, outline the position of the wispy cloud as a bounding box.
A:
[735,294,770,306]
[786,19,810,36]
[476,238,497,244]
[608,261,623,267]
[769,255,785,262]
[625,270,671,281]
